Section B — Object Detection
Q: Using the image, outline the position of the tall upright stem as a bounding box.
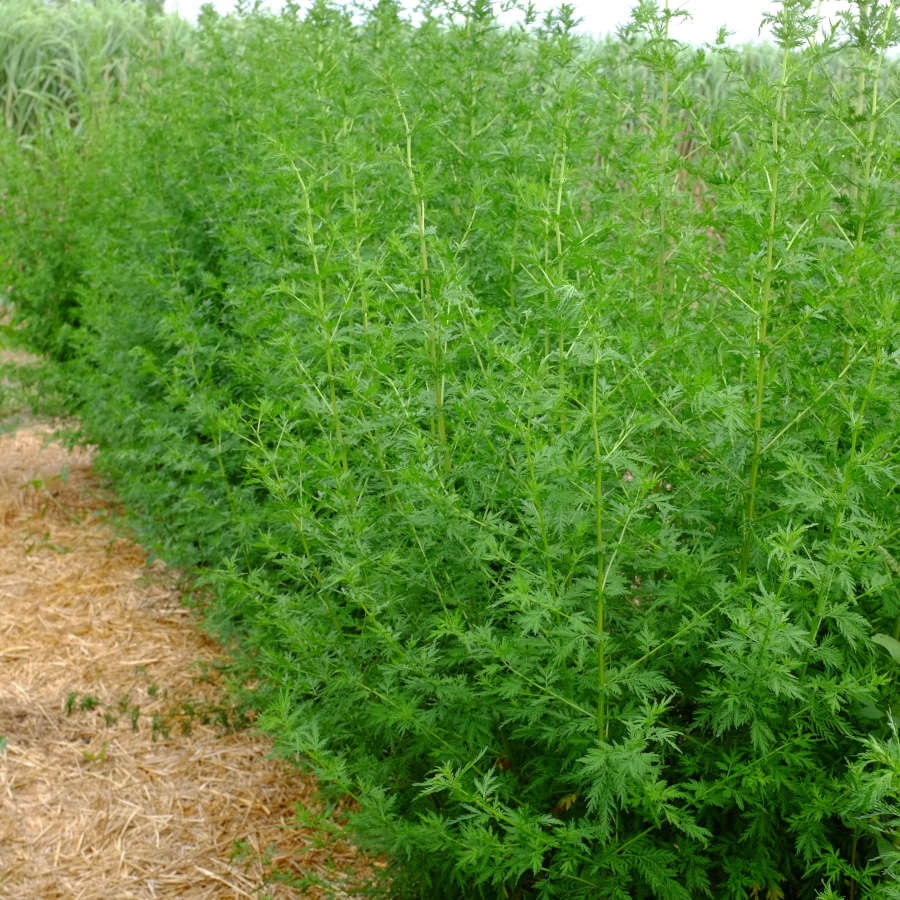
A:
[395,89,450,472]
[554,132,568,418]
[592,347,607,741]
[654,0,671,313]
[349,168,369,334]
[741,48,789,579]
[854,0,895,248]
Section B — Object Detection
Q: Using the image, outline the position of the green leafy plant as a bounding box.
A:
[82,740,108,763]
[2,0,898,897]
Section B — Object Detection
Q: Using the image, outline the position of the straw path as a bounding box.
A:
[0,424,374,898]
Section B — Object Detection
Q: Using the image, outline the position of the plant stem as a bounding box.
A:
[555,130,568,419]
[395,88,450,472]
[854,0,896,248]
[349,167,369,334]
[592,345,607,741]
[741,47,790,580]
[654,0,671,315]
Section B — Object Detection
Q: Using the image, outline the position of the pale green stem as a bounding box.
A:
[542,149,557,360]
[555,133,568,418]
[395,90,450,472]
[349,169,369,334]
[741,48,789,579]
[655,0,671,313]
[592,348,607,740]
[854,0,896,248]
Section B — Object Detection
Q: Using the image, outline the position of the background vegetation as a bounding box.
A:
[2,0,899,897]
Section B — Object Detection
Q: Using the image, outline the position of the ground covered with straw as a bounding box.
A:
[0,380,373,897]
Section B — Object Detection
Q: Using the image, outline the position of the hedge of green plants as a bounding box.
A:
[2,1,899,897]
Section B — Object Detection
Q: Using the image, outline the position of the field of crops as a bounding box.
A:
[2,1,899,897]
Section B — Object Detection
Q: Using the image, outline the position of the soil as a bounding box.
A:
[0,353,375,898]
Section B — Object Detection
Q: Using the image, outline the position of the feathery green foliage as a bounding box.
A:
[1,1,898,897]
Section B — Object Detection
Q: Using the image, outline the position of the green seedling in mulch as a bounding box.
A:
[64,692,100,715]
[81,740,108,763]
[150,713,170,741]
[23,528,71,554]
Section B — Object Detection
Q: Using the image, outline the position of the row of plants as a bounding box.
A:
[2,1,899,897]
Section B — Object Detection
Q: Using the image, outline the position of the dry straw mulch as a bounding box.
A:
[0,424,375,899]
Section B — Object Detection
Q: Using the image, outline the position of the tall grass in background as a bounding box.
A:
[1,0,190,140]
[2,1,899,897]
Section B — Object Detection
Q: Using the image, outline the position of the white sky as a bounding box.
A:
[164,0,852,47]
